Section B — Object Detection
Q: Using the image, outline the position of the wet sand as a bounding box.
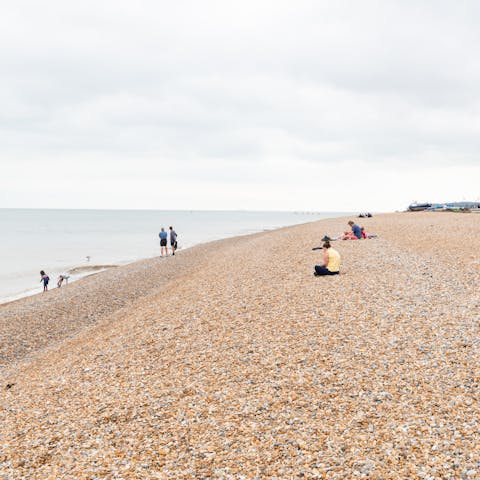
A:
[1,212,479,479]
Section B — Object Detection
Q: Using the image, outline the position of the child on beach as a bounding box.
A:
[40,270,50,292]
[57,274,70,287]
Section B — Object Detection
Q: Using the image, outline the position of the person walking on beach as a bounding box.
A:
[314,241,341,276]
[159,228,168,257]
[40,270,50,291]
[169,226,178,255]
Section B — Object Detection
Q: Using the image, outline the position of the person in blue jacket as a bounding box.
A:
[159,228,168,257]
[348,220,363,239]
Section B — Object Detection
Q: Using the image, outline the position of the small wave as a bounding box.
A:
[67,265,118,275]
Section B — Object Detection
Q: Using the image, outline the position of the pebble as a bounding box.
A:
[1,212,480,478]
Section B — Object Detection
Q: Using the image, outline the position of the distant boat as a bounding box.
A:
[408,203,431,211]
[427,204,447,211]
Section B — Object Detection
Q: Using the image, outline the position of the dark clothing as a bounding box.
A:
[160,238,167,247]
[170,230,177,244]
[314,265,339,276]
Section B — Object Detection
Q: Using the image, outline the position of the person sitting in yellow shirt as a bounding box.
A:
[314,241,341,276]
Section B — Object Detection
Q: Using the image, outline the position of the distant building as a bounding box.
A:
[408,201,480,211]
[442,202,480,210]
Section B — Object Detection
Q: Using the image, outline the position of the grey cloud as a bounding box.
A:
[2,0,480,209]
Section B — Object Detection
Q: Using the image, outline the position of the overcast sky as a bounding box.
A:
[1,0,480,212]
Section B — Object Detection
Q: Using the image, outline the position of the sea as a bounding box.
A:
[0,209,349,304]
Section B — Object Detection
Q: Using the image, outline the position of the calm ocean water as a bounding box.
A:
[0,209,349,303]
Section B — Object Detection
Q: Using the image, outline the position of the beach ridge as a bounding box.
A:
[2,212,480,478]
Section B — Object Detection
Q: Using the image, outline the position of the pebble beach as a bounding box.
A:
[1,212,479,479]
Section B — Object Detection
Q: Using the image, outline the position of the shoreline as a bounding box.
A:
[0,242,233,307]
[0,211,340,307]
[1,217,342,371]
[0,209,352,307]
[0,265,118,307]
[2,212,480,478]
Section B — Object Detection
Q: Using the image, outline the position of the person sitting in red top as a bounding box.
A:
[361,226,367,239]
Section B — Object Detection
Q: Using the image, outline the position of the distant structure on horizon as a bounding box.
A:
[408,201,480,212]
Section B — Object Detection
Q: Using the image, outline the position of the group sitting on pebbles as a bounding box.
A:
[314,220,377,277]
[338,220,377,240]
